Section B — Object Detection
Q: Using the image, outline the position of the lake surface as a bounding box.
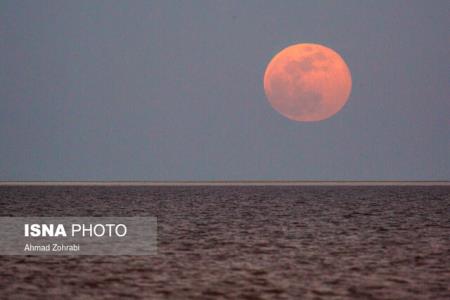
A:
[0,185,449,299]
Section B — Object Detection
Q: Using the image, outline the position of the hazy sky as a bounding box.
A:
[1,1,449,181]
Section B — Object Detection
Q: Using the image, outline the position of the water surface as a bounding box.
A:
[0,186,448,299]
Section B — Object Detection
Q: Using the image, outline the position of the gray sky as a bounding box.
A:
[1,0,449,181]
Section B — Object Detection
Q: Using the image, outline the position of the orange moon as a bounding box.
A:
[263,43,352,122]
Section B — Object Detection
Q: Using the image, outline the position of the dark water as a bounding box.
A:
[0,185,449,299]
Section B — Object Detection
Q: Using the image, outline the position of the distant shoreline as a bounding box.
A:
[0,181,449,186]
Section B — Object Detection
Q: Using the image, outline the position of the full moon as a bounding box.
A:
[263,43,352,122]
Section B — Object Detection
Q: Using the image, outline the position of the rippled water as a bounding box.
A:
[0,185,449,299]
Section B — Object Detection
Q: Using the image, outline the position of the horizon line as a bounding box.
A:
[0,180,449,186]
